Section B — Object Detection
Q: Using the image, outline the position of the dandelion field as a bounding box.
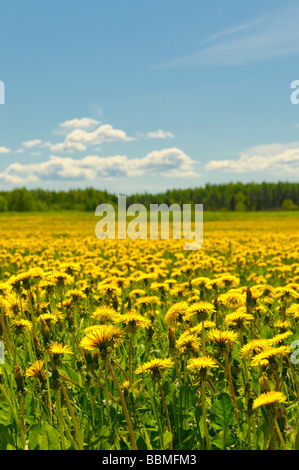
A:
[0,212,299,450]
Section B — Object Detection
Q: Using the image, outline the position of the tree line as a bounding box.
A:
[0,182,299,212]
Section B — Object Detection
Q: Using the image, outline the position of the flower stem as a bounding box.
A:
[60,382,84,450]
[108,361,138,450]
[274,417,287,450]
[225,351,239,424]
[129,332,133,389]
[201,379,211,450]
[157,377,173,449]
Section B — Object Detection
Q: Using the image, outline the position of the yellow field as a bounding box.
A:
[0,212,298,450]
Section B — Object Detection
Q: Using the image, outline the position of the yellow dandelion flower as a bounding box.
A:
[80,324,124,357]
[218,290,246,308]
[187,356,218,376]
[252,391,286,410]
[176,333,201,356]
[274,320,292,331]
[0,282,9,297]
[134,296,161,309]
[117,311,152,334]
[128,289,146,298]
[10,318,32,334]
[184,301,216,322]
[45,271,73,289]
[3,295,22,317]
[91,306,119,324]
[59,262,81,276]
[224,307,254,329]
[38,313,59,328]
[191,277,212,289]
[66,289,86,304]
[215,274,240,288]
[97,283,122,297]
[48,342,73,357]
[165,301,188,326]
[207,328,239,351]
[268,331,292,346]
[240,338,271,358]
[26,360,47,382]
[251,345,291,367]
[135,358,174,379]
[286,303,299,320]
[275,286,299,300]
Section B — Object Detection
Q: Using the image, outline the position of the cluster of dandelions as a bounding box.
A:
[0,216,298,450]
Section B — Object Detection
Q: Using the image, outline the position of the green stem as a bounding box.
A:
[225,350,239,424]
[157,377,173,449]
[201,379,211,450]
[274,417,287,450]
[60,382,84,450]
[129,333,133,389]
[44,359,53,425]
[108,361,138,450]
[56,389,66,450]
[201,320,206,354]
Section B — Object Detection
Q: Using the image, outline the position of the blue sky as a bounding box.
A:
[1,0,299,194]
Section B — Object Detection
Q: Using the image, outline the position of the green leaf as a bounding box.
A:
[0,399,13,426]
[210,392,236,428]
[163,431,173,448]
[142,426,153,450]
[0,424,14,450]
[212,429,234,449]
[29,422,61,450]
[24,394,36,426]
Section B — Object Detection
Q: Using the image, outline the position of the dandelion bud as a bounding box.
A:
[168,327,176,350]
[33,335,43,358]
[247,397,254,415]
[277,406,286,434]
[123,380,130,398]
[66,310,74,329]
[14,365,25,393]
[246,288,252,307]
[40,317,50,344]
[259,375,270,393]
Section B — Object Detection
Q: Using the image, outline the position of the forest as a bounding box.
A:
[0,181,299,212]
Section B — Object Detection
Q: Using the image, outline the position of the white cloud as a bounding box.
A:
[51,123,133,153]
[59,117,100,129]
[65,124,133,145]
[4,147,200,183]
[158,6,299,69]
[147,129,174,139]
[22,139,43,149]
[50,141,87,153]
[0,172,32,184]
[205,142,299,174]
[0,146,11,154]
